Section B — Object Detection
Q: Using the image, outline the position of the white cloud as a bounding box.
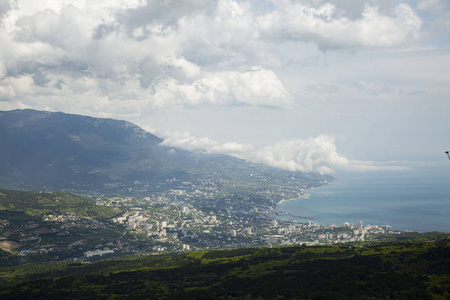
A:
[355,80,393,95]
[14,5,92,50]
[417,0,450,38]
[0,0,429,116]
[161,132,346,174]
[160,132,428,174]
[346,160,410,172]
[352,79,431,97]
[0,0,10,19]
[257,1,422,49]
[177,67,290,107]
[417,0,448,12]
[0,0,293,112]
[160,131,254,157]
[249,135,349,174]
[344,160,444,172]
[305,83,338,93]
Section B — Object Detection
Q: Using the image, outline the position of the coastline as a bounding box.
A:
[274,174,450,233]
[276,180,332,206]
[276,197,303,206]
[274,181,333,220]
[274,191,313,220]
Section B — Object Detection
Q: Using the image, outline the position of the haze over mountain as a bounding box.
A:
[0,109,328,194]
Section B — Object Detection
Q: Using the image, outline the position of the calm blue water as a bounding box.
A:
[278,168,450,232]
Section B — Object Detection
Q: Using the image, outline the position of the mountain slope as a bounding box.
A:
[0,109,195,191]
[0,109,330,195]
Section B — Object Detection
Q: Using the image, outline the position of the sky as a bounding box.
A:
[0,0,449,175]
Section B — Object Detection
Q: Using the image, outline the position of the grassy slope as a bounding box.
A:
[0,234,448,299]
[0,189,119,220]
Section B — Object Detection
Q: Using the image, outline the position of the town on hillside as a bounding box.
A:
[0,176,397,263]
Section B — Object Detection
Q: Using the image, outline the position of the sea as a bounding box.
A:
[277,166,450,232]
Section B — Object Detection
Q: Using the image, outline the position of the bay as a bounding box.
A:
[277,168,450,232]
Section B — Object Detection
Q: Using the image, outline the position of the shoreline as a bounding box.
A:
[276,197,302,206]
[272,178,415,232]
[274,182,332,219]
[275,182,332,206]
[275,192,314,220]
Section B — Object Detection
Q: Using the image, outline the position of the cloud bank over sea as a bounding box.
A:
[161,132,426,174]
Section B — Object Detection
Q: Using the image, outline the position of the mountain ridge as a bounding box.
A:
[0,109,208,193]
[0,109,330,195]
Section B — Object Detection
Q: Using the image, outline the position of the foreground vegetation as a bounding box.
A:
[0,234,448,299]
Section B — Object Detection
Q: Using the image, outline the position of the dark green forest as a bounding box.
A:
[0,234,449,299]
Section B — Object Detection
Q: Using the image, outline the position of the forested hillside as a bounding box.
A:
[0,234,448,299]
